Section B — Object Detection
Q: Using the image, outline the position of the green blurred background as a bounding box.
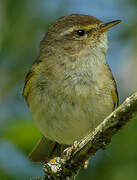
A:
[0,0,137,179]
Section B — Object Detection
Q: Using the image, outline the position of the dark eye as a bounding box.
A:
[76,29,85,36]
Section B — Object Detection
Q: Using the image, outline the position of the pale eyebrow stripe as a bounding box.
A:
[59,27,75,36]
[59,24,97,36]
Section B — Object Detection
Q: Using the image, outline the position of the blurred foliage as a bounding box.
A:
[0,0,137,180]
[0,170,15,180]
[0,0,47,96]
[1,118,41,154]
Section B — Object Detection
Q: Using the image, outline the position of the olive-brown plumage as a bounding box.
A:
[23,14,120,162]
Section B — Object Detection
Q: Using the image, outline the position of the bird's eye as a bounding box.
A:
[76,29,85,36]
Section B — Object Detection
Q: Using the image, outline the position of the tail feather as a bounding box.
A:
[28,136,57,162]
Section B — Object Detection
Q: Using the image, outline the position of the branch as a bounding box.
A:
[35,92,137,180]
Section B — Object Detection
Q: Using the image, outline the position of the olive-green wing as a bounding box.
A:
[106,63,119,109]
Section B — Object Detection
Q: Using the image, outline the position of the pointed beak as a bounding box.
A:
[98,20,121,32]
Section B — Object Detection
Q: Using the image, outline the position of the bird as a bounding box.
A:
[23,14,120,162]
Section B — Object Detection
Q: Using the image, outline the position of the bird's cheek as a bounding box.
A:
[63,42,82,56]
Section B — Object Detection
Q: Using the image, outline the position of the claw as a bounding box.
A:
[63,141,78,156]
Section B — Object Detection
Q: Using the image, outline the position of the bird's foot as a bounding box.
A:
[63,141,78,156]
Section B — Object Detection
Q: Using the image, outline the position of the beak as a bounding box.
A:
[98,20,121,32]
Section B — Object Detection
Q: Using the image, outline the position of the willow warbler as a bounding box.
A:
[23,14,120,162]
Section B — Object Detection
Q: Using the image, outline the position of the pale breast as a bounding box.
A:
[29,51,115,145]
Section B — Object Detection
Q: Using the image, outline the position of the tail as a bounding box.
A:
[28,136,60,162]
